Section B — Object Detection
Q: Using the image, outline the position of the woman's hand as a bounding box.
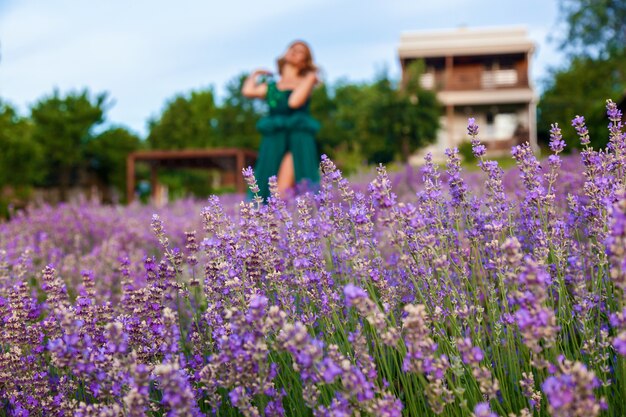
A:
[303,70,319,85]
[242,69,272,98]
[252,68,273,80]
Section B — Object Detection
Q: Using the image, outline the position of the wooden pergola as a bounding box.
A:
[126,148,257,203]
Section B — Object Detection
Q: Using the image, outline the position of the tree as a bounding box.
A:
[147,89,220,150]
[311,66,441,170]
[216,73,263,149]
[86,126,142,202]
[309,82,337,156]
[311,81,371,173]
[364,64,440,164]
[396,62,441,159]
[0,100,43,215]
[556,0,626,58]
[30,89,108,200]
[538,53,626,149]
[539,0,626,149]
[0,101,42,187]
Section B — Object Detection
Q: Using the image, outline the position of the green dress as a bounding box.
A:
[252,81,321,200]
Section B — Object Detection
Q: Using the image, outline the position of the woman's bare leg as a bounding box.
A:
[277,152,295,194]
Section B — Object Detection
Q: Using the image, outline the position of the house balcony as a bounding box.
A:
[419,67,529,91]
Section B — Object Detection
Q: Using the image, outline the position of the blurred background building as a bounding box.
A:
[398,26,537,160]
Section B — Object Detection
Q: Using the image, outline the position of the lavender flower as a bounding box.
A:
[473,402,497,417]
[467,117,479,137]
[606,98,622,123]
[607,190,626,291]
[343,283,368,307]
[542,359,603,417]
[445,147,468,209]
[154,361,202,416]
[572,115,590,146]
[242,166,260,195]
[1,104,626,415]
[549,123,566,153]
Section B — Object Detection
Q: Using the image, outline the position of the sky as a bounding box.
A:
[0,0,565,137]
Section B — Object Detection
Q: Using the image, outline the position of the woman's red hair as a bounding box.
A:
[277,40,317,76]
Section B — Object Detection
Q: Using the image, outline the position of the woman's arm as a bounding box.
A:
[288,71,318,109]
[241,69,271,98]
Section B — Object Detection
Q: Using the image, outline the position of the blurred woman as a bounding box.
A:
[242,40,321,200]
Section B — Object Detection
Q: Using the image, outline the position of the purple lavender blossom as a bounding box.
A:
[607,99,622,122]
[473,402,498,417]
[542,374,576,409]
[320,357,342,383]
[571,115,590,145]
[613,332,626,355]
[467,117,479,137]
[242,166,260,194]
[1,106,626,416]
[343,283,368,307]
[472,139,486,158]
[542,359,602,417]
[549,123,566,153]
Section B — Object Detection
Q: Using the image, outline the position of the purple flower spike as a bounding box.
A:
[467,117,479,137]
[320,358,342,383]
[543,375,575,409]
[571,115,590,145]
[474,402,498,417]
[343,284,368,307]
[607,99,622,122]
[542,359,601,417]
[613,332,626,355]
[549,123,565,153]
[242,166,260,194]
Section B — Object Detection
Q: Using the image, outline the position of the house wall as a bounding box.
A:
[410,103,532,164]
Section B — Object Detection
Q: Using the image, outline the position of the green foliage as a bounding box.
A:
[540,0,626,150]
[557,0,626,58]
[309,83,338,156]
[146,81,260,200]
[86,127,143,201]
[157,169,228,199]
[144,66,441,179]
[0,101,43,187]
[217,74,263,149]
[0,101,43,217]
[311,81,371,174]
[147,89,220,150]
[311,62,441,170]
[30,89,108,197]
[458,140,476,164]
[0,66,442,203]
[538,51,626,151]
[365,63,441,163]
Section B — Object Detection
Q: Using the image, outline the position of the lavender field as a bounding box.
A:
[0,100,625,417]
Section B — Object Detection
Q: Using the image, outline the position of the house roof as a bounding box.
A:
[398,26,535,59]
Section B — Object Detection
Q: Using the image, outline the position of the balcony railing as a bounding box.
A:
[420,67,529,91]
